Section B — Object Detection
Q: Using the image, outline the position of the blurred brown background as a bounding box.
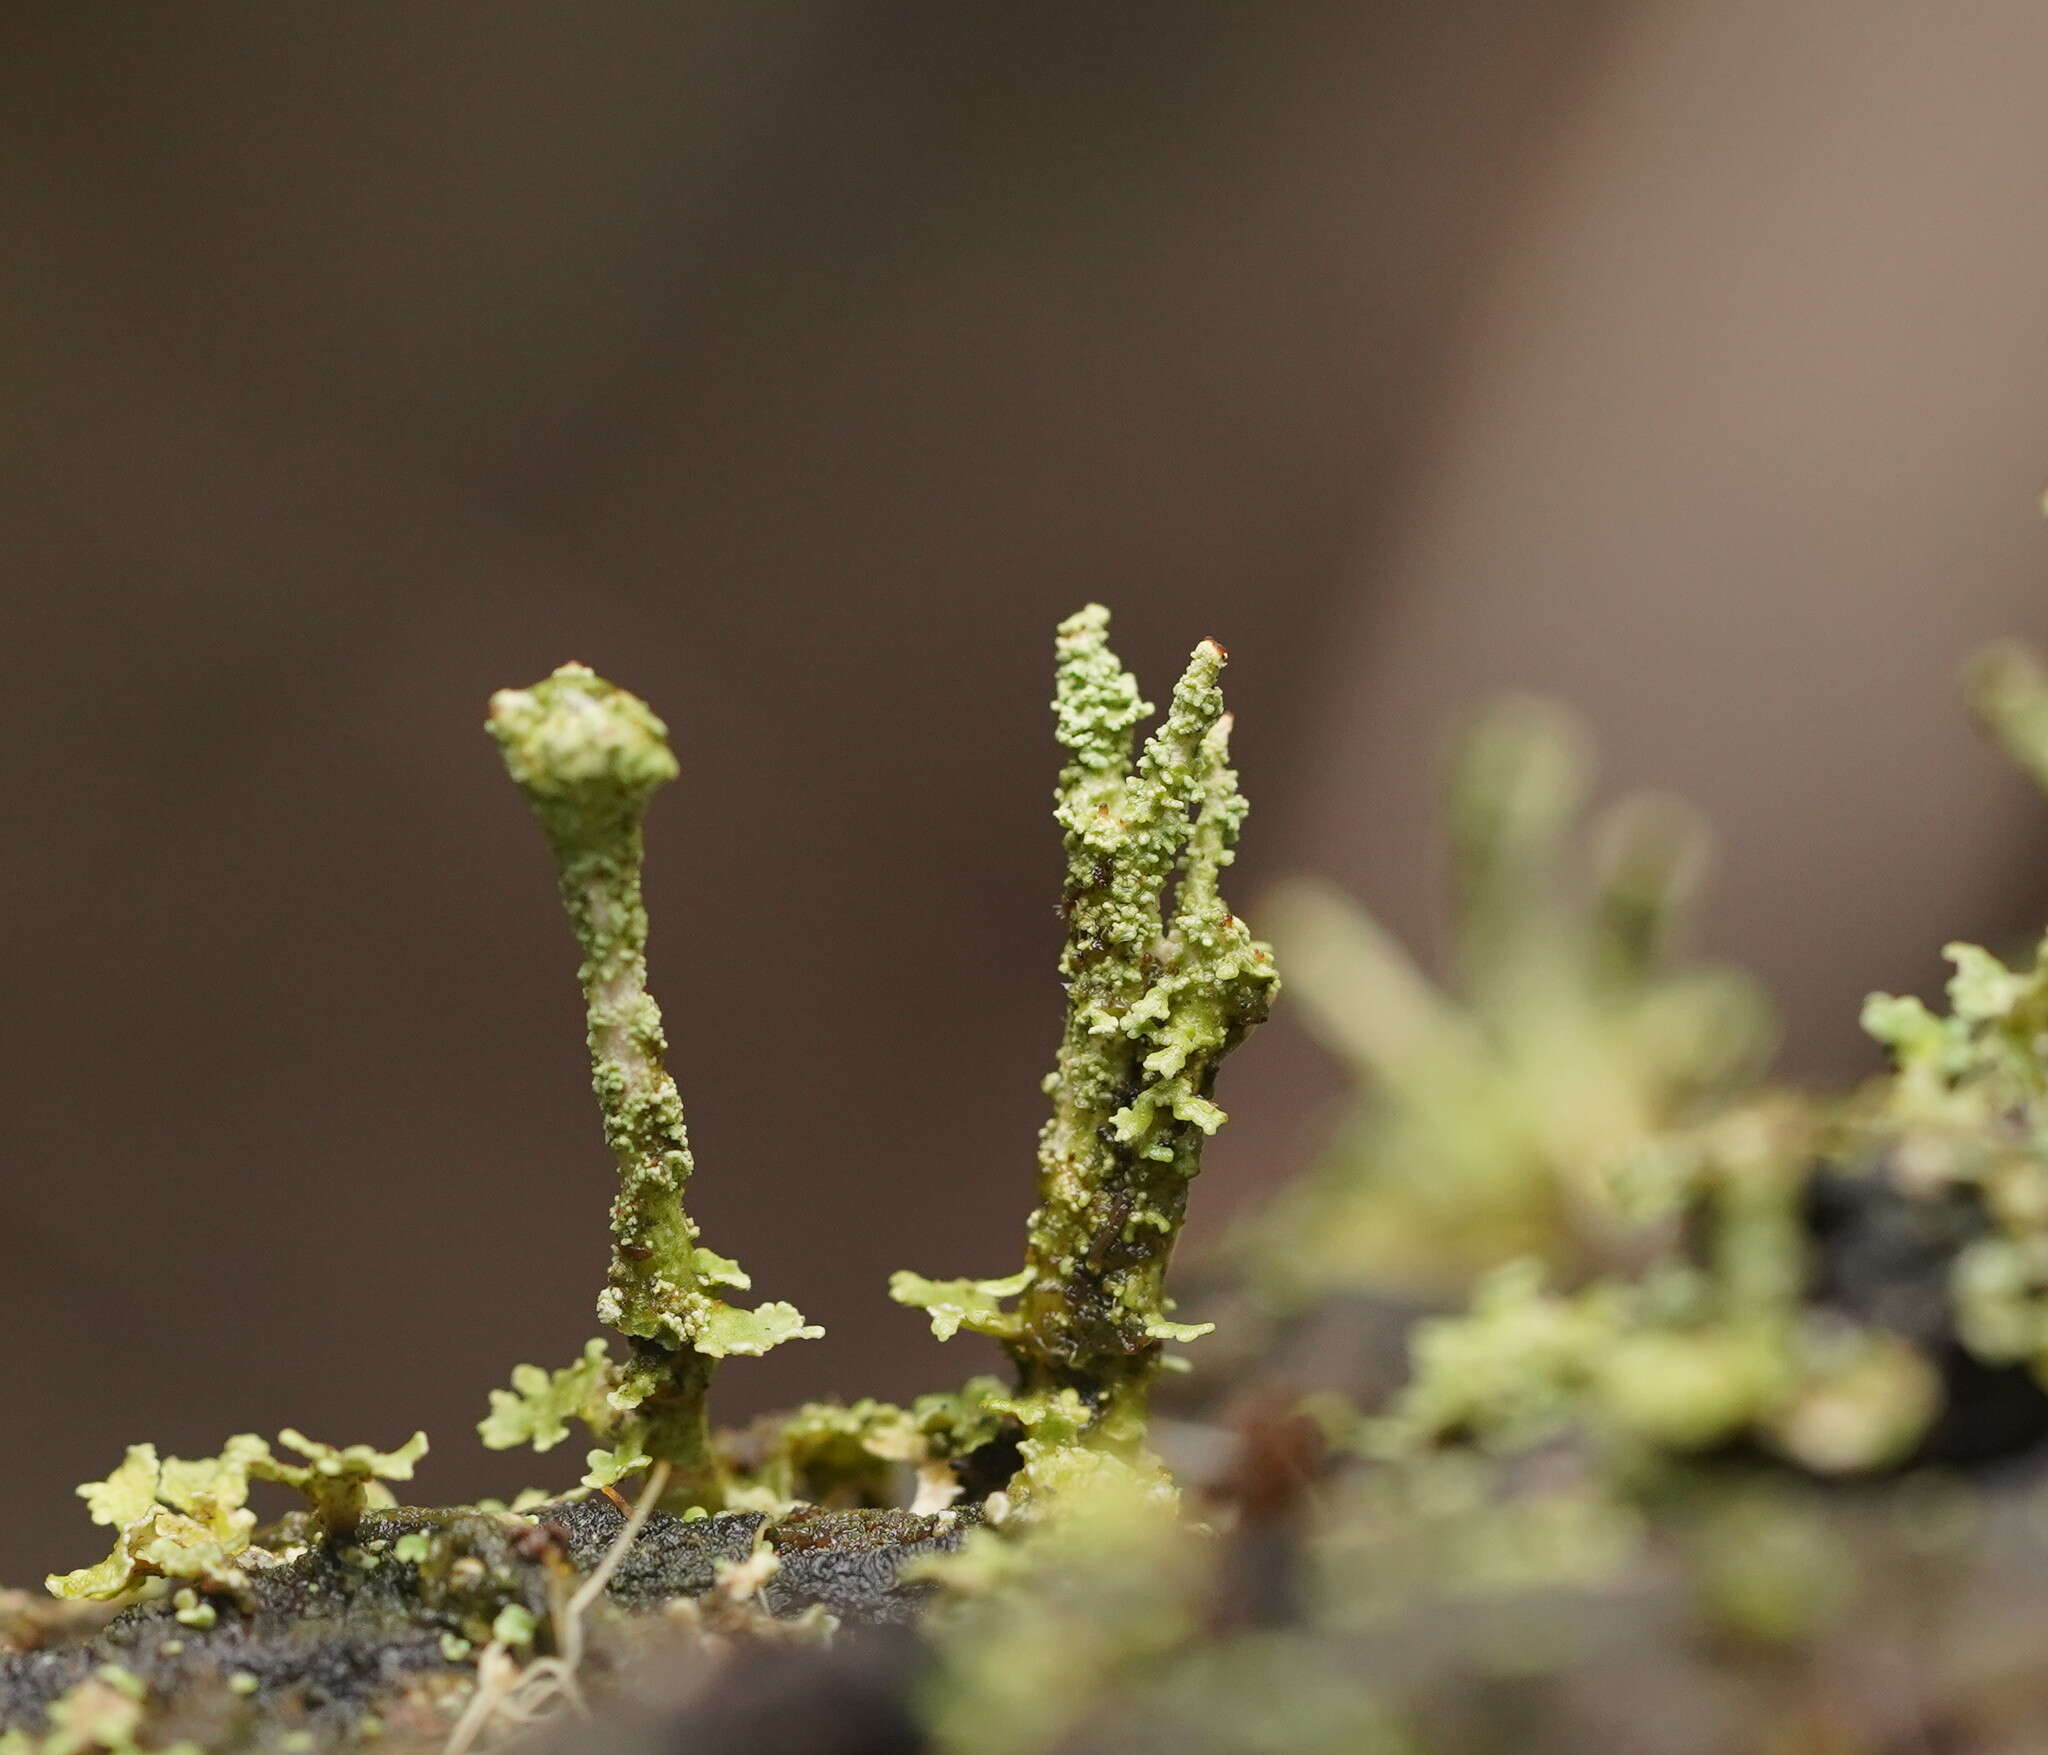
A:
[7,2,2048,1584]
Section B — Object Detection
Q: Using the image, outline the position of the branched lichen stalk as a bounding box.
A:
[893,607,1278,1457]
[1017,615,1270,1425]
[487,664,817,1507]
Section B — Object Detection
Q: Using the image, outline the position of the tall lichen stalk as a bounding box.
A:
[486,665,816,1510]
[490,671,700,1328]
[894,606,1279,1456]
[1016,612,1276,1428]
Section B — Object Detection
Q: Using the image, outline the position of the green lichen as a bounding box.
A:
[886,1271,1032,1346]
[744,1378,1013,1512]
[1967,638,2048,792]
[1371,1247,1935,1476]
[477,1338,613,1458]
[893,605,1278,1460]
[45,1442,260,1604]
[750,1400,920,1509]
[47,1431,427,1603]
[1862,935,2048,1132]
[34,602,2048,1755]
[1860,935,2048,1383]
[489,1603,538,1647]
[253,1430,428,1542]
[0,1667,203,1755]
[483,664,819,1509]
[1842,645,2048,1387]
[1247,697,1773,1300]
[916,1454,1194,1755]
[169,1590,213,1631]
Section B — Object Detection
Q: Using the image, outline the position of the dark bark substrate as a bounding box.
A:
[0,1500,967,1749]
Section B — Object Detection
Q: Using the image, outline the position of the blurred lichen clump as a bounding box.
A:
[1238,692,1939,1478]
[1226,664,2048,1493]
[1248,697,1774,1304]
[1855,642,2048,1388]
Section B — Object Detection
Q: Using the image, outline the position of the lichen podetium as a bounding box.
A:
[486,665,818,1509]
[894,606,1279,1463]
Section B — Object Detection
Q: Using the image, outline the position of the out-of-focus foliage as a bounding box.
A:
[0,1665,202,1755]
[1246,699,1773,1301]
[1859,936,2048,1377]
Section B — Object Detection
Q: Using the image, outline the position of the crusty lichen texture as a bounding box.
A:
[893,606,1279,1462]
[484,664,818,1509]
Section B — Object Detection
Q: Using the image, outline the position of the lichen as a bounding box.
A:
[902,658,2048,1755]
[914,1457,1195,1755]
[483,664,819,1509]
[1858,930,2048,1383]
[253,1432,428,1544]
[1246,696,1773,1301]
[0,1666,203,1755]
[41,608,2048,1755]
[1966,638,2048,791]
[893,605,1278,1462]
[1835,644,2048,1392]
[1370,1247,1935,1476]
[46,1432,426,1605]
[476,1340,613,1460]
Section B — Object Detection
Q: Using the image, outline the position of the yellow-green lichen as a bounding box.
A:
[484,664,820,1509]
[1860,930,2048,1384]
[255,1430,428,1541]
[1370,1253,1934,1477]
[1853,639,2048,1389]
[47,1430,425,1604]
[894,606,1277,1460]
[741,1378,1014,1513]
[0,1666,204,1755]
[1247,697,1773,1301]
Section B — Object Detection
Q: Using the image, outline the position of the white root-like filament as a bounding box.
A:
[444,1461,672,1755]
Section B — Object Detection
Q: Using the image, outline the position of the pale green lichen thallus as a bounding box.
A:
[483,664,818,1509]
[47,1431,428,1603]
[893,607,1279,1460]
